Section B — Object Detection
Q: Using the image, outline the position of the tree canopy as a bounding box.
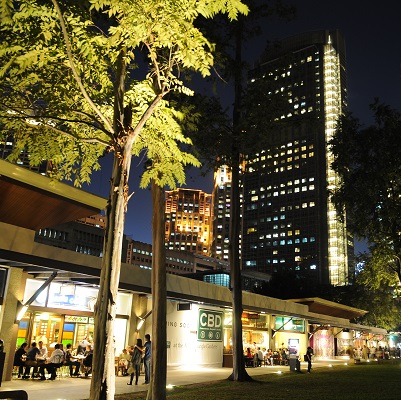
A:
[330,101,401,285]
[0,1,248,399]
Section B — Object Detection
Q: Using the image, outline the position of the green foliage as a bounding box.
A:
[330,101,401,285]
[330,101,401,242]
[0,0,248,187]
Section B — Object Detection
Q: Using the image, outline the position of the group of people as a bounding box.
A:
[244,346,289,367]
[124,333,151,386]
[13,339,94,380]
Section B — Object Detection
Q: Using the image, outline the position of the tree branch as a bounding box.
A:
[51,0,114,135]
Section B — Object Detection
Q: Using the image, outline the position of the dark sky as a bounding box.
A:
[84,0,401,247]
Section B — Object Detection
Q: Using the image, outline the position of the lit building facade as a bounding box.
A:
[212,166,232,261]
[165,188,213,256]
[243,30,354,286]
[33,214,127,261]
[126,239,228,275]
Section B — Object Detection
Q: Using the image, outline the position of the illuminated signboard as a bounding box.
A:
[275,317,305,333]
[197,309,223,342]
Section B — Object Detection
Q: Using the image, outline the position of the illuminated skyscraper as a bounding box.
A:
[165,188,213,256]
[212,166,232,261]
[243,30,354,286]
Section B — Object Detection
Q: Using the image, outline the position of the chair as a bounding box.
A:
[114,357,119,376]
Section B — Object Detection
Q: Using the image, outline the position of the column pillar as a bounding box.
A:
[0,268,28,381]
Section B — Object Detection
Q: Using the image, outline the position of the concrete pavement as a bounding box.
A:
[0,359,349,400]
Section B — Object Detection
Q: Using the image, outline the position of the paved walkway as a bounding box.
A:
[0,359,348,400]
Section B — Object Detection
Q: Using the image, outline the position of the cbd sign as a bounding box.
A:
[198,309,223,342]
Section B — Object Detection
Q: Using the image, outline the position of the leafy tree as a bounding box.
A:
[330,101,401,286]
[0,1,248,399]
[351,252,401,330]
[186,0,294,382]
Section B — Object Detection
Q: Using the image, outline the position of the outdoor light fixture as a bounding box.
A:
[136,309,152,331]
[15,271,57,323]
[15,302,28,323]
[136,317,145,331]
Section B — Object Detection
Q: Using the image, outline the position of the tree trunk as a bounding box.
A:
[228,15,251,382]
[228,155,251,382]
[147,180,167,400]
[90,144,132,400]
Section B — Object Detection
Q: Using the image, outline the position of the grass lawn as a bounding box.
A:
[115,360,401,400]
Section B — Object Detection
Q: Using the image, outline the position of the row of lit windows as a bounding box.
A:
[131,248,152,256]
[249,143,314,163]
[168,214,205,221]
[270,152,315,164]
[245,258,317,267]
[171,226,209,232]
[75,245,102,257]
[37,228,68,241]
[258,177,315,192]
[250,185,315,201]
[251,236,316,245]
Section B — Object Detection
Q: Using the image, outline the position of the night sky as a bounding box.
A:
[83,0,401,248]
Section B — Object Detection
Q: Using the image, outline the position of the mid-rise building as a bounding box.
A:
[126,239,228,275]
[165,188,213,256]
[33,214,124,260]
[242,30,354,286]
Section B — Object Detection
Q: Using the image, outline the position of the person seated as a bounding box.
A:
[23,342,46,380]
[265,349,273,365]
[44,343,65,380]
[118,348,130,376]
[280,348,288,365]
[82,344,93,377]
[38,341,48,359]
[256,347,264,367]
[244,347,253,367]
[14,342,28,378]
[65,343,81,377]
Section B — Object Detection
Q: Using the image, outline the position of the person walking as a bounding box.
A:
[127,339,143,385]
[143,334,151,384]
[306,346,313,373]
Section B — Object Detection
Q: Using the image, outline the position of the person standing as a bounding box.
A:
[306,346,313,373]
[127,339,143,385]
[143,334,151,384]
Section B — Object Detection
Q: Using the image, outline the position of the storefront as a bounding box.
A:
[272,316,307,356]
[312,326,335,359]
[17,279,132,353]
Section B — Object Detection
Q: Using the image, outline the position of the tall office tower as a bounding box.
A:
[212,166,232,261]
[165,188,213,256]
[212,165,245,262]
[243,30,354,286]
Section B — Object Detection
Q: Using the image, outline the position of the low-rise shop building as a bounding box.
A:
[0,160,389,381]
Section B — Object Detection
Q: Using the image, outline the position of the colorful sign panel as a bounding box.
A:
[197,309,223,342]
